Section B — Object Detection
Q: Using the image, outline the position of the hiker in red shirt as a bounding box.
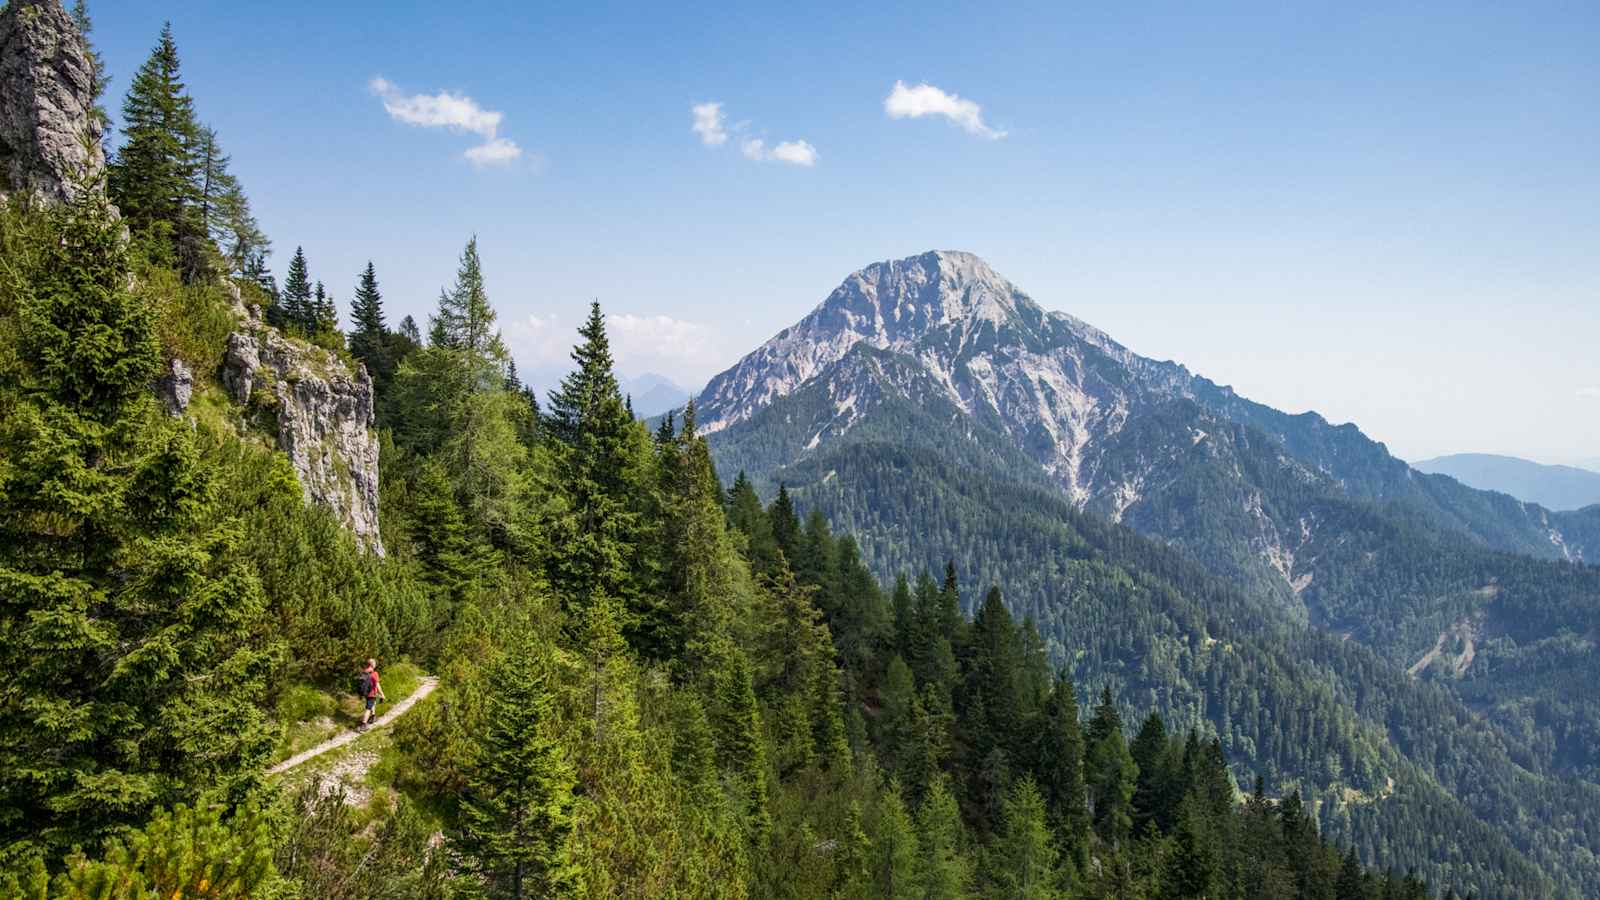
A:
[358,657,386,731]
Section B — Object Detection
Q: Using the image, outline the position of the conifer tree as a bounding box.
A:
[108,23,206,275]
[986,777,1060,900]
[1033,674,1088,868]
[544,302,645,614]
[709,645,770,841]
[1130,712,1172,834]
[916,774,973,900]
[0,187,276,861]
[874,781,921,900]
[349,261,392,388]
[769,483,800,560]
[70,2,109,132]
[276,245,312,331]
[454,639,583,899]
[1086,687,1138,849]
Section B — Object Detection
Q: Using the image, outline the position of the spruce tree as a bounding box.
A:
[108,23,205,275]
[349,261,391,387]
[454,639,583,899]
[277,245,312,331]
[1085,687,1137,849]
[1033,674,1088,868]
[544,302,644,614]
[0,187,276,862]
[769,483,799,560]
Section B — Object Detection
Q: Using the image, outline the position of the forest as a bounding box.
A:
[0,9,1513,900]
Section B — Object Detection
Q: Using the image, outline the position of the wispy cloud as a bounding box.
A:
[507,311,728,384]
[1578,387,1600,399]
[692,102,728,146]
[370,76,523,167]
[694,101,816,167]
[884,80,1006,140]
[740,137,818,166]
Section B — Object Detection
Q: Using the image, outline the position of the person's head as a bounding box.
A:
[365,658,377,671]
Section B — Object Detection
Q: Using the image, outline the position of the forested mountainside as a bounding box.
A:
[701,251,1600,893]
[0,4,1448,898]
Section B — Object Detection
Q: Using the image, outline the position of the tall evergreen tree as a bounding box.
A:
[916,774,973,900]
[349,261,392,388]
[1033,674,1089,869]
[0,186,277,862]
[544,302,645,614]
[276,245,312,331]
[454,640,583,899]
[1085,687,1138,849]
[985,777,1060,900]
[107,23,206,276]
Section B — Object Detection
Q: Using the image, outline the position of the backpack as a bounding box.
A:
[354,671,372,698]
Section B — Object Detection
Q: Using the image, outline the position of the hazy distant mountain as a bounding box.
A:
[1412,453,1600,511]
[622,372,695,419]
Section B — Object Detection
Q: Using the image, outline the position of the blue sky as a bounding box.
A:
[88,1,1598,461]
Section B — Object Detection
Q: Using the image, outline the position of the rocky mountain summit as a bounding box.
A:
[701,250,1593,605]
[0,0,103,202]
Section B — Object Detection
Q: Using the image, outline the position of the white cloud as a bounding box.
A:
[505,311,728,385]
[692,102,728,146]
[738,136,817,166]
[1578,387,1600,399]
[768,140,818,166]
[696,101,816,166]
[884,80,1006,139]
[463,137,523,167]
[370,75,524,166]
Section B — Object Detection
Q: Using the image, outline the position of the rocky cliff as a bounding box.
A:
[222,292,384,555]
[0,0,103,202]
[0,1,384,553]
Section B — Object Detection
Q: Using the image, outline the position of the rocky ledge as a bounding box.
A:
[222,289,384,555]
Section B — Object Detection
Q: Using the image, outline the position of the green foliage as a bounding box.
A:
[452,638,583,899]
[0,798,280,900]
[0,189,277,862]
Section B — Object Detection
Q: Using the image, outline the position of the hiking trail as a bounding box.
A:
[267,676,438,776]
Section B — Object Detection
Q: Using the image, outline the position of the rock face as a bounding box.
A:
[223,326,384,556]
[157,358,192,415]
[0,0,104,203]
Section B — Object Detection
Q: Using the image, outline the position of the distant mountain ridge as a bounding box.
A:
[1412,452,1600,511]
[622,372,695,419]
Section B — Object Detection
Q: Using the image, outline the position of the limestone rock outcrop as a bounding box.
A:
[0,0,104,203]
[223,320,384,556]
[157,358,193,415]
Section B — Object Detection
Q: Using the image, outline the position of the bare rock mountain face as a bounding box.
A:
[223,292,384,555]
[0,0,103,202]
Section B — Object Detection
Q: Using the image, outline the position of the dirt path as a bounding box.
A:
[267,676,438,776]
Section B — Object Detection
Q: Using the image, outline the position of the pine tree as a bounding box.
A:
[0,187,277,861]
[1337,847,1367,900]
[986,777,1060,900]
[709,645,770,842]
[313,280,337,334]
[1130,712,1172,834]
[454,639,583,899]
[107,23,206,277]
